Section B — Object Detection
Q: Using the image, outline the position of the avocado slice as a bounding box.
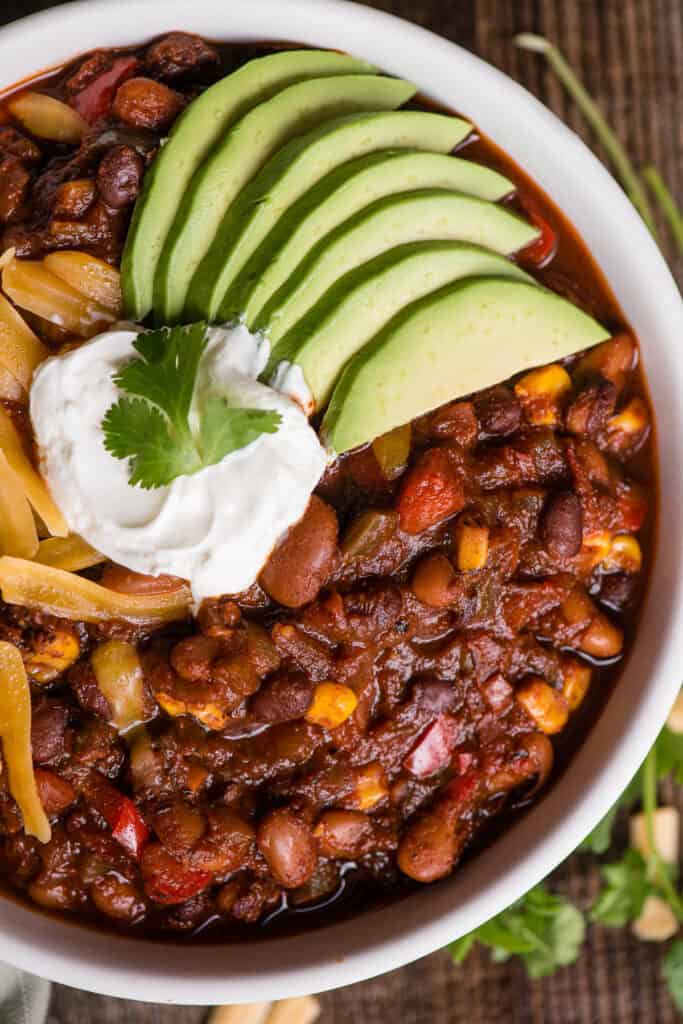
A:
[226,145,514,326]
[256,189,538,343]
[323,277,610,454]
[154,74,416,323]
[121,49,377,322]
[185,109,471,322]
[265,242,533,407]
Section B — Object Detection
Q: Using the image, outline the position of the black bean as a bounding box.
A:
[540,491,583,559]
[475,386,522,437]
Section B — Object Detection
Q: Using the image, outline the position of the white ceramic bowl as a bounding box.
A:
[0,0,682,1006]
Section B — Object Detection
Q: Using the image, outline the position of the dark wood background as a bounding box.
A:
[2,1,681,1021]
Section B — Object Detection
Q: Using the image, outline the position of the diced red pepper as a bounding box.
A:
[111,796,150,859]
[518,198,558,268]
[71,56,140,124]
[398,449,465,535]
[404,715,459,779]
[82,772,149,859]
[141,843,212,905]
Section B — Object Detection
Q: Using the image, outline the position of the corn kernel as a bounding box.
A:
[607,397,649,436]
[515,678,569,735]
[156,691,228,731]
[353,762,389,811]
[602,534,642,574]
[156,692,187,718]
[561,659,592,711]
[632,896,678,943]
[580,530,613,569]
[630,807,679,864]
[667,690,683,735]
[515,364,572,426]
[24,625,80,683]
[306,682,358,730]
[186,762,209,794]
[456,524,489,571]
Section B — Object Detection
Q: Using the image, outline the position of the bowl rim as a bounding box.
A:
[0,0,682,1006]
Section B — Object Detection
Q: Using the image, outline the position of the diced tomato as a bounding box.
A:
[111,797,150,859]
[404,715,459,779]
[34,769,76,816]
[71,56,140,124]
[518,197,558,268]
[615,481,648,534]
[398,449,465,535]
[141,843,212,905]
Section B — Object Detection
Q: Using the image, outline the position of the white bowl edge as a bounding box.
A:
[0,0,681,1005]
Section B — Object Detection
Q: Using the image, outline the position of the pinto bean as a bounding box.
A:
[249,671,312,723]
[152,801,206,854]
[145,32,220,80]
[170,636,221,683]
[34,770,76,815]
[314,810,379,859]
[51,179,97,219]
[112,77,184,131]
[68,662,112,720]
[0,126,42,163]
[411,552,457,608]
[189,808,256,874]
[257,808,316,889]
[97,144,144,208]
[31,703,68,765]
[397,811,458,883]
[91,873,146,922]
[475,385,522,437]
[429,401,478,446]
[198,597,242,638]
[540,491,583,559]
[260,496,339,609]
[0,156,29,224]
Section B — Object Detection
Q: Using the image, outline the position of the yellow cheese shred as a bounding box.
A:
[0,452,38,558]
[91,641,146,733]
[0,641,51,844]
[34,534,105,572]
[0,290,47,391]
[0,557,191,624]
[0,406,68,537]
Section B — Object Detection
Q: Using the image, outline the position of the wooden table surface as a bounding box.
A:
[2,1,682,1021]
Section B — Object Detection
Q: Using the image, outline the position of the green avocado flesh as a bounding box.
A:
[227,145,513,327]
[153,74,415,323]
[256,189,539,343]
[265,242,533,407]
[185,109,471,322]
[121,49,377,322]
[322,277,611,454]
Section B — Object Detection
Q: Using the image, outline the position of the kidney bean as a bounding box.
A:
[429,401,478,447]
[600,572,640,612]
[540,491,583,559]
[245,622,281,677]
[250,671,312,723]
[145,32,220,80]
[71,56,141,124]
[257,808,316,889]
[97,144,144,208]
[35,770,76,816]
[112,77,184,131]
[69,662,112,720]
[260,496,339,609]
[91,873,146,922]
[51,178,97,220]
[475,386,522,437]
[198,597,242,638]
[566,378,617,437]
[189,808,256,874]
[31,703,69,765]
[397,811,458,883]
[152,801,206,854]
[0,156,29,224]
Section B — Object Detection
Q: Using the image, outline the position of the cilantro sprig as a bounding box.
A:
[102,323,281,489]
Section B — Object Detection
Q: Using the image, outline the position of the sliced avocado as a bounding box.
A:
[154,74,416,323]
[265,242,533,407]
[256,189,538,343]
[186,109,471,322]
[323,276,610,454]
[121,49,377,322]
[231,145,514,326]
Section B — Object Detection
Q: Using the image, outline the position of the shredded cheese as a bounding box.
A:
[0,641,51,844]
[0,405,67,536]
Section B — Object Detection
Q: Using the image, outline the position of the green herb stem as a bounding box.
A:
[642,748,683,920]
[643,166,683,255]
[514,33,658,236]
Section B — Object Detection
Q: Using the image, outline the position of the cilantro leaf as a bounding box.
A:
[449,885,585,979]
[590,849,650,927]
[102,323,282,489]
[198,397,281,465]
[654,727,683,785]
[578,769,643,854]
[663,941,683,1011]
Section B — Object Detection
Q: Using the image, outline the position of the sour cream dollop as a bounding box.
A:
[30,323,328,602]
